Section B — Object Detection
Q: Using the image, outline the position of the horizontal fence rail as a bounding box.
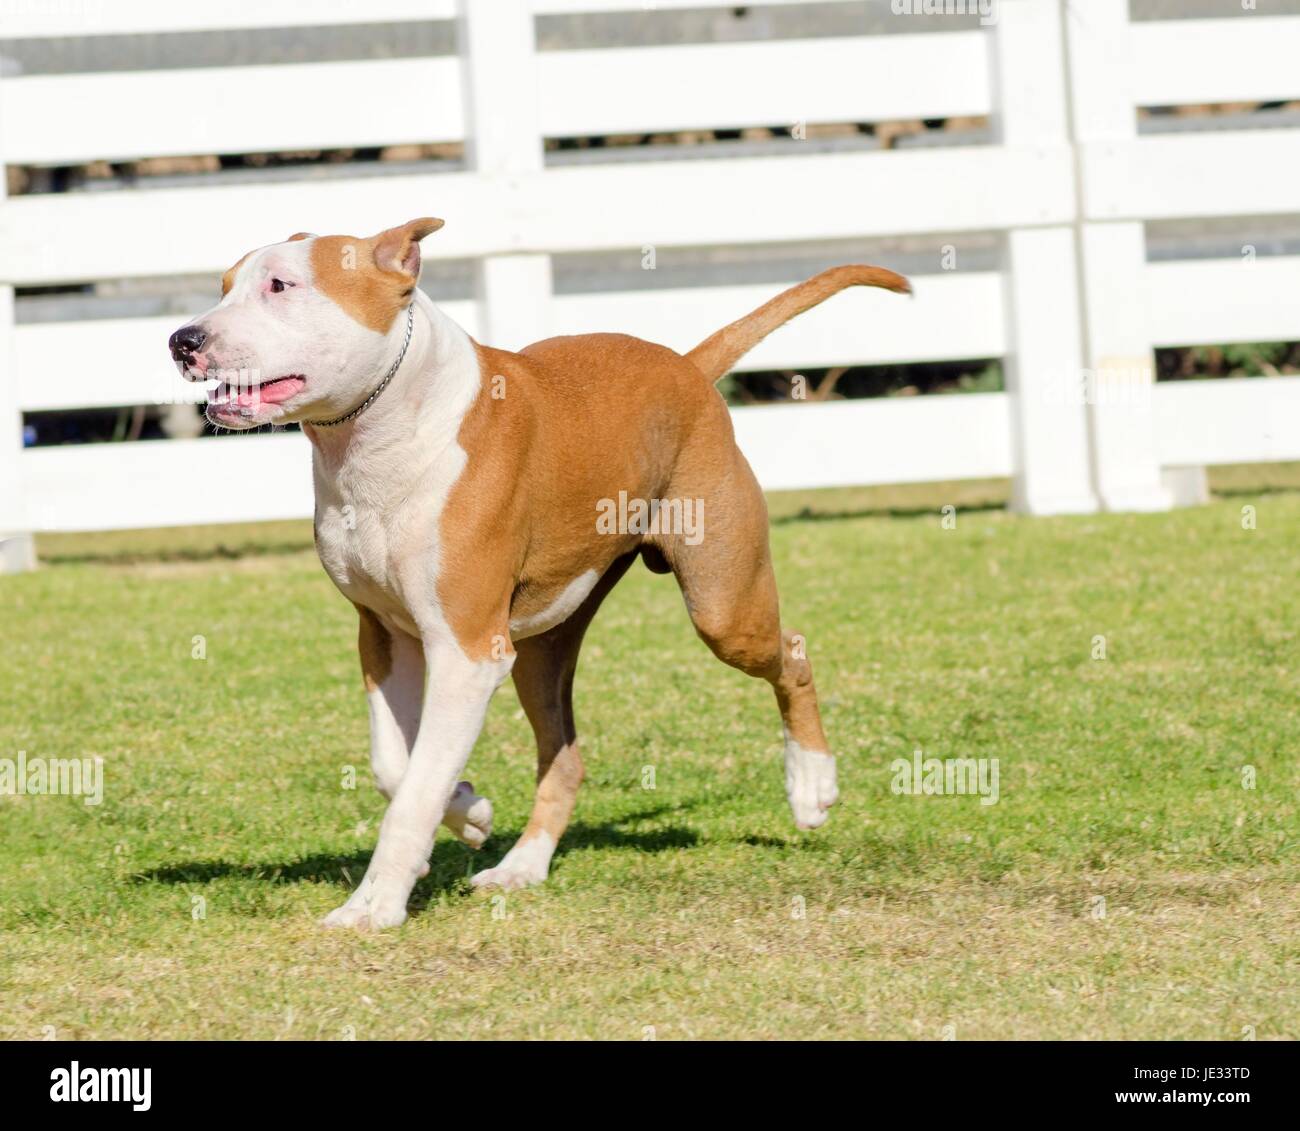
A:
[0,0,458,37]
[1145,257,1300,348]
[1080,131,1300,223]
[1,59,466,166]
[1154,378,1300,468]
[2,0,1299,549]
[0,147,1076,284]
[0,29,990,166]
[1130,17,1300,107]
[539,33,991,138]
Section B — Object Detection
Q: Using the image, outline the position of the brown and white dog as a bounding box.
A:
[169,218,910,928]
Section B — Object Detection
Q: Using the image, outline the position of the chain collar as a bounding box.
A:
[307,303,415,428]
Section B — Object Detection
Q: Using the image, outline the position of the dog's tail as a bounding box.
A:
[684,264,912,384]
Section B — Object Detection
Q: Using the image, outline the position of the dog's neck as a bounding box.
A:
[304,291,482,487]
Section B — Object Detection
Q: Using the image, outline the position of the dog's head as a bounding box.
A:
[169,217,443,429]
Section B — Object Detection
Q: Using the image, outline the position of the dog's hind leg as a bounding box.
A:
[657,438,838,830]
[472,553,636,891]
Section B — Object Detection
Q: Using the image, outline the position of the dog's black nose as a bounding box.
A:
[169,324,207,361]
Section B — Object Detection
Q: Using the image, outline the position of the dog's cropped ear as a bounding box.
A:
[372,217,445,279]
[286,232,315,242]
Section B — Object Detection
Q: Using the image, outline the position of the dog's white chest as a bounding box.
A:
[316,502,399,598]
[310,420,471,639]
[312,475,440,638]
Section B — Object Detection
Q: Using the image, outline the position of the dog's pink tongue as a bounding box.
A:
[239,377,305,407]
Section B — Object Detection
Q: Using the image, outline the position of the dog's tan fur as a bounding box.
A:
[356,603,392,692]
[310,219,443,335]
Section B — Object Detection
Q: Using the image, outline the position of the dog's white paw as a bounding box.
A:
[470,864,544,892]
[322,881,410,931]
[443,781,493,849]
[785,742,838,830]
[470,833,555,891]
[321,902,408,931]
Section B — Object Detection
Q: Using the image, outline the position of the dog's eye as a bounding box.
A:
[269,278,293,294]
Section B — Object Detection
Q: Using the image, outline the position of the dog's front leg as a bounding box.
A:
[357,607,494,849]
[325,639,514,930]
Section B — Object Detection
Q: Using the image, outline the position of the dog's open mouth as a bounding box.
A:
[206,375,306,409]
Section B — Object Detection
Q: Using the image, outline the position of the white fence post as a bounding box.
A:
[0,54,36,572]
[1064,0,1171,512]
[992,0,1097,515]
[457,0,552,350]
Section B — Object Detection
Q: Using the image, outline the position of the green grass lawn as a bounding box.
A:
[1,487,1297,1040]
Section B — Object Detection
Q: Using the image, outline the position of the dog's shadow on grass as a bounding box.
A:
[131,803,701,909]
[771,501,1005,525]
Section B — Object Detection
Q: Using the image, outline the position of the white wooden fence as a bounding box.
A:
[2,0,1299,564]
